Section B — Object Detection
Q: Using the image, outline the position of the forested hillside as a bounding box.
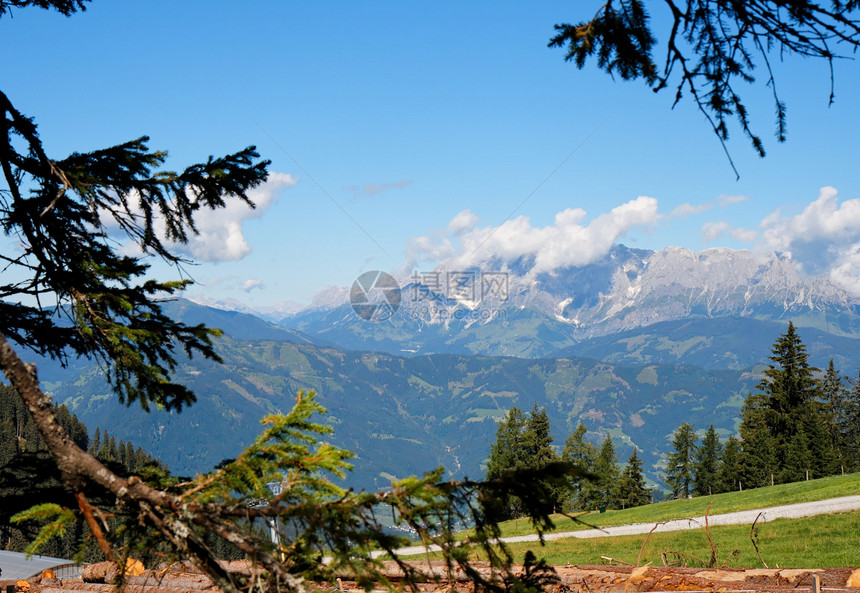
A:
[0,384,177,560]
[484,323,860,516]
[42,336,759,490]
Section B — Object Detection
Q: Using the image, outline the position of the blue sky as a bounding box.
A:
[3,2,860,308]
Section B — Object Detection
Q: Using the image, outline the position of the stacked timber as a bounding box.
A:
[15,561,860,593]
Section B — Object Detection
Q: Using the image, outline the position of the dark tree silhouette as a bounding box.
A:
[550,1,860,175]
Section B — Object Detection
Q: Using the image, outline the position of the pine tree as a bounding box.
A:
[738,392,777,488]
[485,407,527,518]
[594,434,620,510]
[521,405,561,513]
[522,405,555,466]
[820,360,844,440]
[486,407,527,476]
[747,322,835,484]
[759,322,824,480]
[693,425,722,496]
[124,441,136,471]
[665,423,697,499]
[485,405,565,517]
[89,427,101,456]
[716,436,742,493]
[618,449,650,509]
[821,361,852,472]
[842,371,860,471]
[561,423,599,511]
[811,359,842,475]
[802,401,834,480]
[67,411,89,452]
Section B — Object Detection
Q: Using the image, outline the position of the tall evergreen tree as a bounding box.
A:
[618,449,650,509]
[716,436,742,493]
[485,407,527,518]
[802,401,835,480]
[820,360,858,473]
[738,392,777,488]
[522,405,561,513]
[485,405,565,516]
[693,425,722,496]
[732,325,846,487]
[815,359,844,474]
[665,423,697,499]
[594,434,620,510]
[820,360,844,438]
[522,405,554,466]
[758,322,828,482]
[89,427,101,456]
[561,423,600,511]
[842,371,860,471]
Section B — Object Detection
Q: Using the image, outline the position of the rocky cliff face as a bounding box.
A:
[543,246,858,339]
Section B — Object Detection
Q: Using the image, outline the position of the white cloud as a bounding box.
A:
[759,186,860,290]
[175,172,298,262]
[717,194,748,206]
[702,222,730,242]
[670,203,712,218]
[828,245,860,294]
[730,228,758,242]
[107,171,298,263]
[667,194,747,220]
[761,186,860,251]
[242,278,264,292]
[447,209,479,234]
[702,221,757,243]
[404,197,658,276]
[400,210,480,274]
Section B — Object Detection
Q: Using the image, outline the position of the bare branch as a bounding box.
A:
[750,511,769,568]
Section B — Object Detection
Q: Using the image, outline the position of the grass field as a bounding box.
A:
[487,510,860,567]
[405,510,860,568]
[492,472,860,538]
[397,473,860,568]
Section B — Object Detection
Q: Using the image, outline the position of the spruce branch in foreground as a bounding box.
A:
[1,341,570,593]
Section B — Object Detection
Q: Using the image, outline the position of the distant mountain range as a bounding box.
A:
[276,244,860,359]
[27,244,860,492]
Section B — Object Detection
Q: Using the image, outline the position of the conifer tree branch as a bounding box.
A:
[551,0,860,174]
[1,331,571,593]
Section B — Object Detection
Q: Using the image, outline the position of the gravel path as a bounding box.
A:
[506,494,860,543]
[383,494,860,557]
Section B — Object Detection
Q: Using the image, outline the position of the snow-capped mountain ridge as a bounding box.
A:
[204,244,860,358]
